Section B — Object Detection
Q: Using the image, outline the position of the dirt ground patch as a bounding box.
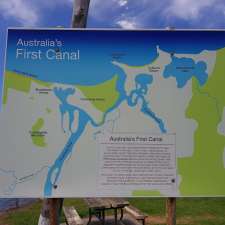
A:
[146,214,217,225]
[0,213,9,225]
[147,215,166,224]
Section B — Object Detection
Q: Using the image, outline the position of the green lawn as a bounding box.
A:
[0,198,225,225]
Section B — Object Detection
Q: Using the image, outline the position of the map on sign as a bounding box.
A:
[0,29,225,197]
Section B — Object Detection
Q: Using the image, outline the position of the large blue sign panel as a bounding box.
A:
[0,29,225,197]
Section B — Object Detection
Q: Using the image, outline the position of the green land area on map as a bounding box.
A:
[179,47,225,196]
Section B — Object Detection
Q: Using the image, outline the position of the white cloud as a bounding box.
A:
[0,0,75,26]
[89,0,116,18]
[118,0,128,7]
[89,0,129,20]
[0,0,38,26]
[89,0,225,28]
[116,19,137,29]
[2,0,221,28]
[89,0,136,27]
[166,0,217,20]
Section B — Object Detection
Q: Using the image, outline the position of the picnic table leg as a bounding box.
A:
[97,211,101,220]
[87,208,92,225]
[102,209,105,225]
[138,219,145,225]
[114,208,118,225]
[120,208,124,220]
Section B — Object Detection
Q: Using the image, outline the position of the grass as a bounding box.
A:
[0,200,42,225]
[0,198,225,225]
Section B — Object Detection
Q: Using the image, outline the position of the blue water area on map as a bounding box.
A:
[54,87,76,132]
[163,56,208,88]
[45,88,92,196]
[6,30,159,86]
[6,30,225,87]
[135,74,153,94]
[127,74,167,133]
[44,109,90,196]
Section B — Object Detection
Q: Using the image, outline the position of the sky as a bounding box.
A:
[0,0,225,103]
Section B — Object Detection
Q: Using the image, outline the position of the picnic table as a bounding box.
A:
[63,199,147,225]
[84,198,129,225]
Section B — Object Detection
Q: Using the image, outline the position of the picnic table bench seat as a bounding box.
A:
[63,206,84,225]
[124,205,148,225]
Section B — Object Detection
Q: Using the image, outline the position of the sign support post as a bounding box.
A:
[165,26,176,225]
[49,199,64,225]
[39,1,91,225]
[166,197,176,225]
[72,0,90,28]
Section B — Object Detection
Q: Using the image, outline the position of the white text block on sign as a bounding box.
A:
[97,133,177,197]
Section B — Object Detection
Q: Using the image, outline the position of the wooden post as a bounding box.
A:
[166,24,176,225]
[72,0,91,28]
[166,198,176,225]
[38,1,91,225]
[49,199,62,225]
